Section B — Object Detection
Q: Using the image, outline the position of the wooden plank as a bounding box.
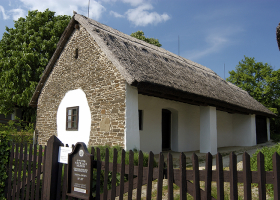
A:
[205,152,213,200]
[21,143,28,199]
[110,148,118,199]
[273,152,280,200]
[146,151,154,200]
[173,176,216,200]
[16,143,23,200]
[36,145,43,200]
[109,173,158,198]
[41,145,47,199]
[128,150,134,199]
[180,153,186,200]
[12,143,19,200]
[56,162,63,200]
[31,144,37,200]
[119,149,125,200]
[42,135,63,200]
[156,152,164,200]
[257,152,266,200]
[243,152,251,200]
[61,163,68,200]
[95,148,101,200]
[25,144,33,200]
[167,153,174,200]
[102,148,109,200]
[229,152,238,200]
[216,153,224,200]
[192,153,200,200]
[7,142,14,200]
[136,150,143,200]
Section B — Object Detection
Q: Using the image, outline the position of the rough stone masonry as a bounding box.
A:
[36,25,126,147]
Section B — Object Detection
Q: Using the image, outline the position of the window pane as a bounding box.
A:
[73,109,77,115]
[72,116,76,122]
[68,116,71,121]
[68,121,71,128]
[68,109,72,115]
[72,122,77,128]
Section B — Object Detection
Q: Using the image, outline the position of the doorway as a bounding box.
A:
[256,115,268,144]
[162,109,171,150]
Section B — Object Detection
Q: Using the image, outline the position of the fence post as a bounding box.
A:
[42,135,63,200]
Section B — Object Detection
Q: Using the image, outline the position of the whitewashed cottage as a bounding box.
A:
[29,13,275,154]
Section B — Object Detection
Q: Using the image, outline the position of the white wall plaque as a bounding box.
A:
[58,146,73,164]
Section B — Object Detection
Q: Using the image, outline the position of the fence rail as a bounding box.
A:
[5,136,280,199]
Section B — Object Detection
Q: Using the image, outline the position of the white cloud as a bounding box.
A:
[121,0,144,7]
[9,8,26,20]
[185,27,243,60]
[19,0,105,20]
[110,11,124,18]
[101,0,144,6]
[125,3,170,26]
[0,5,10,20]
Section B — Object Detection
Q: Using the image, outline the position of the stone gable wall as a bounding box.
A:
[36,25,126,147]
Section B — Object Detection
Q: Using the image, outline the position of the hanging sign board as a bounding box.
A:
[67,142,93,200]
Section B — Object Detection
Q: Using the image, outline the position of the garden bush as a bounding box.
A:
[0,131,12,200]
[0,120,34,199]
[0,119,34,144]
[250,143,280,196]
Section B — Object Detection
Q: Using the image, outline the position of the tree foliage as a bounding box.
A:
[0,9,71,122]
[227,56,280,133]
[130,31,162,47]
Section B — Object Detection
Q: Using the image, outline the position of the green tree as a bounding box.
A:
[130,31,162,47]
[0,9,71,122]
[227,56,280,133]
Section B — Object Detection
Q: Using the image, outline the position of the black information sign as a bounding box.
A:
[67,142,93,200]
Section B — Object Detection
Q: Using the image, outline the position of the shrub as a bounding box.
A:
[0,131,12,200]
[250,143,280,196]
[0,119,34,144]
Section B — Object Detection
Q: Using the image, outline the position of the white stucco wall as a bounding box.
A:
[232,114,256,146]
[217,111,233,148]
[138,94,200,154]
[125,84,140,151]
[200,106,217,155]
[57,89,91,146]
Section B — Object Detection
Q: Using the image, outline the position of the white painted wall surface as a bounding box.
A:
[267,118,270,141]
[138,94,200,154]
[200,106,217,155]
[217,111,233,148]
[57,89,91,146]
[125,84,140,151]
[232,114,256,146]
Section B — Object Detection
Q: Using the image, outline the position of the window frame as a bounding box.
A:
[66,106,79,131]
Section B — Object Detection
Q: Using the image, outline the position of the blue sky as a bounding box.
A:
[0,0,280,79]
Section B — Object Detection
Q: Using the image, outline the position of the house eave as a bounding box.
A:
[134,82,276,118]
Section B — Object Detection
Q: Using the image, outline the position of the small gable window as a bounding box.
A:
[66,106,79,131]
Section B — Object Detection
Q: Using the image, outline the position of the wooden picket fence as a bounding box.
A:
[5,135,280,199]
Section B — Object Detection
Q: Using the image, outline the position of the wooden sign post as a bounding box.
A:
[67,142,93,200]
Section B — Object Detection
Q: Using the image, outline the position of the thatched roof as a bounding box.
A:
[29,14,275,117]
[277,23,280,50]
